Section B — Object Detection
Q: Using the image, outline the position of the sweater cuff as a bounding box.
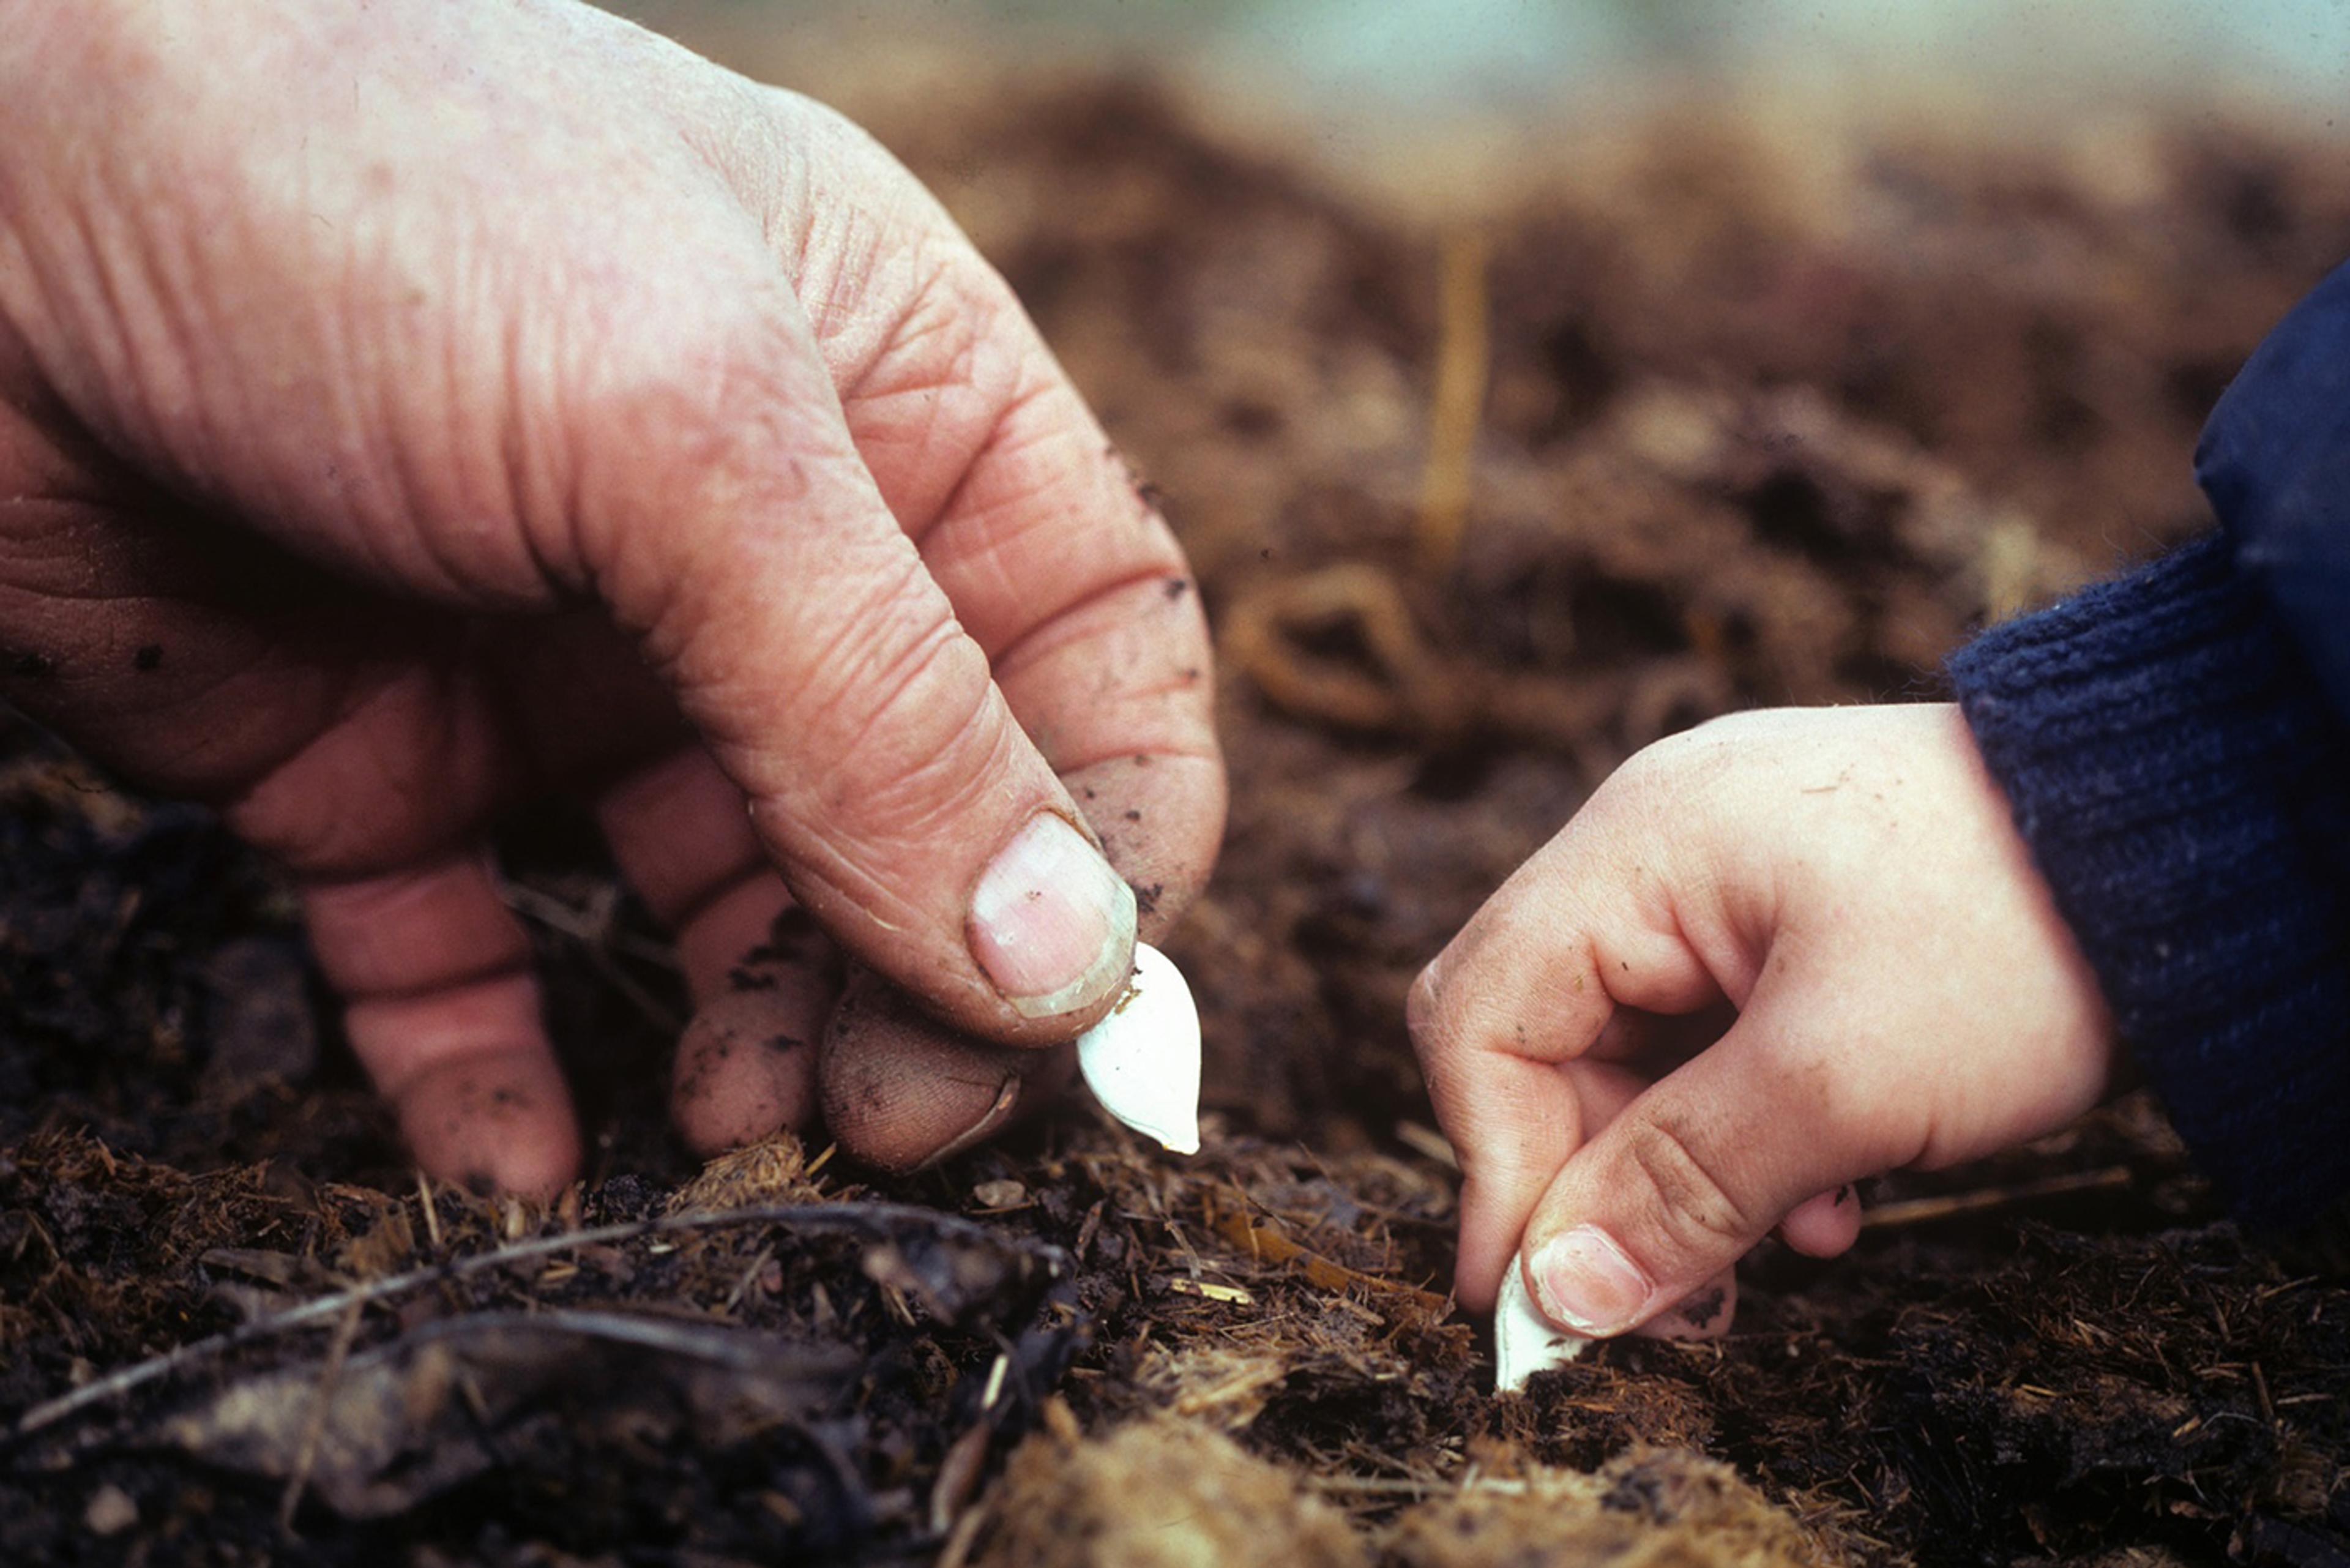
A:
[1948,532,2350,1228]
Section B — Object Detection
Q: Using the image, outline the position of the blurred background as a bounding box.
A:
[613,0,2350,122]
[589,0,2350,1140]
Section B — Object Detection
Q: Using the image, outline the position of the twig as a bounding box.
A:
[1220,561,1616,749]
[11,1201,1051,1439]
[1415,227,1491,578]
[928,1420,992,1536]
[277,1294,364,1533]
[1859,1166,2134,1230]
[723,1243,775,1314]
[414,1170,441,1252]
[409,1306,865,1370]
[934,1483,994,1568]
[1222,563,1442,734]
[500,878,684,1036]
[1393,1120,1459,1172]
[1978,515,2044,624]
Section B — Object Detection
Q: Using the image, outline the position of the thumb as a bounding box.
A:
[583,314,1134,1047]
[1514,1003,1901,1337]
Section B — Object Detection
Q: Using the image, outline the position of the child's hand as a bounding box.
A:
[1409,704,2117,1334]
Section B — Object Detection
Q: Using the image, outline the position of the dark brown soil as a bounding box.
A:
[6,56,2350,1568]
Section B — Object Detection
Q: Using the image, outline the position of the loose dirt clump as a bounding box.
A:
[976,1411,1368,1568]
[7,56,2350,1568]
[1388,1447,1838,1568]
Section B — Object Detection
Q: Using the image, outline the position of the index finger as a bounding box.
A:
[770,119,1223,1167]
[776,95,1225,932]
[1406,788,1726,1311]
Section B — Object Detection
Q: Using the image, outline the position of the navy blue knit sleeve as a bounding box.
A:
[1950,539,2350,1225]
[2196,259,2350,721]
[1947,261,2350,1229]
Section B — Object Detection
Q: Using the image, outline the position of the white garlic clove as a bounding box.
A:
[1074,942,1202,1155]
[1494,1255,1589,1392]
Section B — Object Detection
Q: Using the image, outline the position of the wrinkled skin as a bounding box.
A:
[0,0,1225,1193]
[1411,705,2116,1335]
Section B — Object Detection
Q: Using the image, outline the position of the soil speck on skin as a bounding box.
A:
[1676,1285,1727,1330]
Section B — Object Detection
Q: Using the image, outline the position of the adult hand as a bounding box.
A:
[0,0,1223,1193]
[1409,705,2113,1332]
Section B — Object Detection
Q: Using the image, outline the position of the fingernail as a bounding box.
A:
[968,812,1136,1018]
[1529,1225,1655,1337]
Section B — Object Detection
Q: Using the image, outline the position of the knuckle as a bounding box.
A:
[570,319,826,610]
[804,632,1003,834]
[764,85,922,196]
[624,326,810,487]
[1404,955,1488,1117]
[1617,1110,1755,1254]
[797,569,974,742]
[1614,713,1745,801]
[1404,960,1446,1046]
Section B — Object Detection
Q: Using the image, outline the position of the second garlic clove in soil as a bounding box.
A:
[1075,942,1202,1155]
[1494,1256,1591,1392]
